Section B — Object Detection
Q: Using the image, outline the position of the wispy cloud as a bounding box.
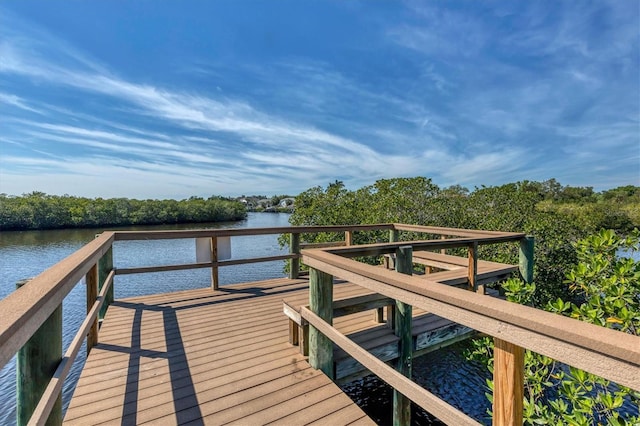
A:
[0,2,637,198]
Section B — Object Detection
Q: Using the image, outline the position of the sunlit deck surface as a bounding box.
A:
[63,278,377,425]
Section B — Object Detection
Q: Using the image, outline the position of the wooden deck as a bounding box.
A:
[64,278,376,425]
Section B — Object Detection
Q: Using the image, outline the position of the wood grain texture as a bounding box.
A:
[64,278,374,425]
[493,338,524,425]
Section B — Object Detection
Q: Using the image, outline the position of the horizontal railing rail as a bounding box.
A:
[301,246,640,425]
[0,231,115,369]
[0,222,552,425]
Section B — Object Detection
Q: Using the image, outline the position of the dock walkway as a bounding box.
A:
[64,278,376,425]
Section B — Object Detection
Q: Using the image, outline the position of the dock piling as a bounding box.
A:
[16,279,62,426]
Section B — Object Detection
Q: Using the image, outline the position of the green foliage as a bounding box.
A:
[286,177,637,307]
[468,230,640,425]
[0,192,247,231]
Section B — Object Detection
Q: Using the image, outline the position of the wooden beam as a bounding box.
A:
[493,338,524,425]
[85,264,98,353]
[309,268,334,378]
[345,230,353,246]
[468,242,482,294]
[16,280,62,426]
[394,245,413,426]
[98,244,113,320]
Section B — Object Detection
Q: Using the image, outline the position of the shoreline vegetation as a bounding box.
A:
[0,192,247,231]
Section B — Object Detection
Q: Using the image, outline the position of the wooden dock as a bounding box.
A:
[4,223,635,426]
[64,278,376,425]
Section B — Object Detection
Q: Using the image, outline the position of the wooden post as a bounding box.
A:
[86,264,99,354]
[211,236,219,290]
[309,268,334,378]
[440,234,447,254]
[98,244,113,320]
[16,280,62,426]
[468,242,482,294]
[289,233,300,279]
[394,245,413,426]
[493,338,524,425]
[519,236,534,284]
[345,230,353,246]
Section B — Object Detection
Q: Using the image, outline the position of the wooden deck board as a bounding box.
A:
[64,278,375,426]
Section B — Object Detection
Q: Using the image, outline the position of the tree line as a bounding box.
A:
[0,192,247,231]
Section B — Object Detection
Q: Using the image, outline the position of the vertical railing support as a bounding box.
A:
[289,232,300,279]
[16,280,62,426]
[468,242,482,294]
[393,245,413,426]
[493,338,525,425]
[86,264,99,353]
[344,230,353,246]
[210,236,219,290]
[309,268,334,378]
[98,243,113,320]
[519,236,534,284]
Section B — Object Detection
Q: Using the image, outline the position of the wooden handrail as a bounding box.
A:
[0,231,115,369]
[301,250,640,390]
[28,270,115,425]
[301,307,480,425]
[324,234,524,258]
[112,224,395,241]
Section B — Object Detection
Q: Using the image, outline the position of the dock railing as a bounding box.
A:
[1,223,398,425]
[300,229,640,425]
[2,223,636,425]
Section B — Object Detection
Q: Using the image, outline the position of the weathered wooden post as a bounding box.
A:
[16,279,62,426]
[98,244,113,320]
[289,232,300,279]
[344,230,353,246]
[86,264,99,353]
[468,242,482,294]
[493,338,524,425]
[492,235,532,425]
[394,245,413,426]
[308,267,334,378]
[519,235,534,283]
[383,229,400,326]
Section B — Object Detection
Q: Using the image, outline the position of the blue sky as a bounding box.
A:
[1,1,638,199]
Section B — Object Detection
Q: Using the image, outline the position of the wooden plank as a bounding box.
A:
[66,277,372,426]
